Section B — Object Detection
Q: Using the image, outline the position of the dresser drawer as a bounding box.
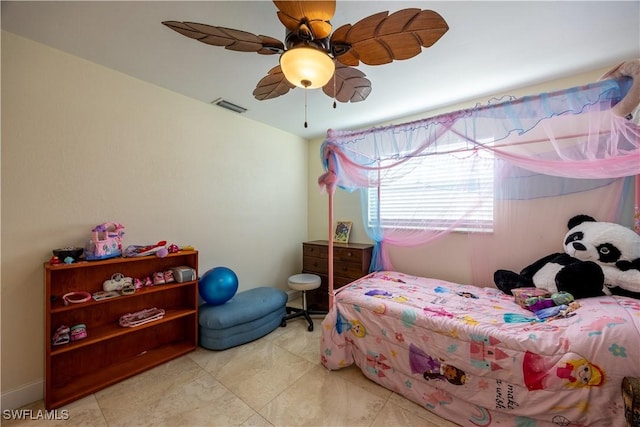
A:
[302,256,368,280]
[303,243,371,265]
[302,240,374,311]
[303,255,327,274]
[303,244,328,259]
[335,246,367,265]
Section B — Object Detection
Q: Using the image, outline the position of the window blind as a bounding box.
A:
[367,150,494,232]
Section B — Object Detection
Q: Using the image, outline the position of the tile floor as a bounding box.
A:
[5,309,459,427]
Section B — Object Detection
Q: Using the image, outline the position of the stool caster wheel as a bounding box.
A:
[280,319,287,327]
[308,324,314,332]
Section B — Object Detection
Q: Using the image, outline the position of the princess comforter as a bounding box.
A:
[321,271,640,426]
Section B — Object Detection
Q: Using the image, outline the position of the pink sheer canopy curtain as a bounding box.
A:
[318,59,640,306]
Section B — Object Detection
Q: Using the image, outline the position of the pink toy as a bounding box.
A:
[85,222,125,261]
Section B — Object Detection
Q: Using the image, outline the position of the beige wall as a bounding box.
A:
[307,64,634,285]
[1,32,308,408]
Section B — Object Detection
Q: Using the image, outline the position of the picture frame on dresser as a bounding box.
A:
[333,221,352,243]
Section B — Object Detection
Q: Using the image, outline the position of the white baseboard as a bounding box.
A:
[1,379,43,411]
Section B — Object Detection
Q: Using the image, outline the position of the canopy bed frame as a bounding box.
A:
[319,59,640,426]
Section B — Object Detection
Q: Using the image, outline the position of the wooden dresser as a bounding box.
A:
[302,240,373,311]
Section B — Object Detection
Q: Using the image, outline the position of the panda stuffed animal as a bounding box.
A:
[495,214,640,299]
[565,214,640,298]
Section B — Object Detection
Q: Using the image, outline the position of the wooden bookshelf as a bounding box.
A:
[44,251,198,409]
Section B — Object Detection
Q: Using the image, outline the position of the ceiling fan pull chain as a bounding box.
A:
[304,88,308,128]
[333,75,337,109]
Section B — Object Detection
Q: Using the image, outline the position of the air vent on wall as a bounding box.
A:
[211,98,247,114]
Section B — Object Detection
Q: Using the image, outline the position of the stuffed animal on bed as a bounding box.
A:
[494,214,640,299]
[567,214,640,298]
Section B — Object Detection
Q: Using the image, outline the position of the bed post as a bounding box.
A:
[635,174,640,234]
[319,140,338,310]
[328,188,334,309]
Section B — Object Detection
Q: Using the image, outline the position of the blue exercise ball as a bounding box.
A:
[199,266,239,305]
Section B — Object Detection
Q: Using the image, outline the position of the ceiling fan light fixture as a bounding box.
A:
[280,46,335,89]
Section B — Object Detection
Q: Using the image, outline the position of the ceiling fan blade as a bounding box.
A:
[322,63,371,103]
[274,1,335,39]
[331,9,448,66]
[162,21,284,54]
[253,66,296,100]
[329,24,358,66]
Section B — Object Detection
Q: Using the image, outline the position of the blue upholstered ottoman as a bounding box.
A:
[199,286,287,350]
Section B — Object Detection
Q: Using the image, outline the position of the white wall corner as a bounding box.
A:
[1,379,43,411]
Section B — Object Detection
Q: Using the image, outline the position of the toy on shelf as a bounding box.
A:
[119,308,165,327]
[123,242,191,258]
[85,223,125,261]
[51,247,84,264]
[103,273,133,292]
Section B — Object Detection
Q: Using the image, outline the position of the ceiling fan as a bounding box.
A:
[162,1,448,105]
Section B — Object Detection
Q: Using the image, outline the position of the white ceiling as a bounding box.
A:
[2,1,639,139]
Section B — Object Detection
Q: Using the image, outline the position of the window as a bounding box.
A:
[367,146,494,232]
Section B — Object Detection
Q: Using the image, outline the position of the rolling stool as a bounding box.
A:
[281,273,326,331]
